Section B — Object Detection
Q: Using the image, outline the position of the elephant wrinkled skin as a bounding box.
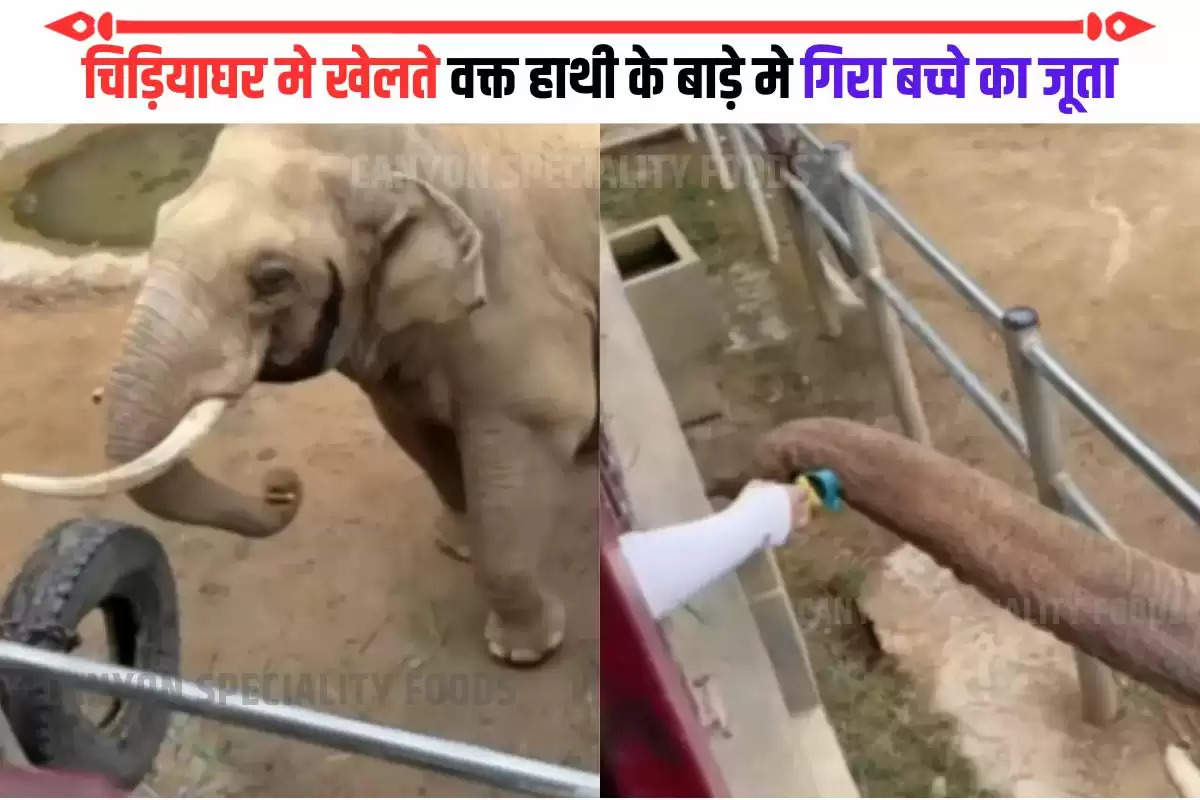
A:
[728,417,1200,706]
[27,125,599,665]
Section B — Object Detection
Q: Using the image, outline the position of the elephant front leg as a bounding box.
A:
[367,393,471,561]
[459,412,566,665]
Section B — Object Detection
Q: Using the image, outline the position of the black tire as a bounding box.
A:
[0,518,179,787]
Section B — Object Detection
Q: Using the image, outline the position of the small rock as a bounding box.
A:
[198,582,229,598]
[188,755,209,785]
[256,447,277,461]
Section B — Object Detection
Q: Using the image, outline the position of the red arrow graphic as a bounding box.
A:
[47,10,1154,42]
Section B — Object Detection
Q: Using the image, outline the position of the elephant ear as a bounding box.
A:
[331,164,488,330]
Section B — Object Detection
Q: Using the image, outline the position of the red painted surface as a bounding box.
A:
[0,769,125,797]
[599,432,727,797]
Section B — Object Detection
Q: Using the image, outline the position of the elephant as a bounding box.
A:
[2,124,599,665]
[714,417,1200,707]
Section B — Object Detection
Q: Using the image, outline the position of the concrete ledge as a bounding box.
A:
[600,239,858,797]
[607,215,724,426]
[600,124,690,152]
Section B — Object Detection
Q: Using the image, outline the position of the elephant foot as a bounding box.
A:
[433,511,471,562]
[484,592,565,666]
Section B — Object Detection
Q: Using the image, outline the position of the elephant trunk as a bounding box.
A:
[103,271,297,538]
[747,417,1200,706]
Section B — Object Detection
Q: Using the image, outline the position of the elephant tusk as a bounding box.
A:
[1166,745,1200,797]
[0,397,228,498]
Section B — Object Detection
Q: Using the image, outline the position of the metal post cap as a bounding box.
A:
[1002,306,1040,331]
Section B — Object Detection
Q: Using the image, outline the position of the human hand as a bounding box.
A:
[745,478,812,536]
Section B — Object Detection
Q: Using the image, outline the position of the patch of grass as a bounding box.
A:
[828,563,868,601]
[778,554,993,796]
[793,562,996,797]
[600,143,759,271]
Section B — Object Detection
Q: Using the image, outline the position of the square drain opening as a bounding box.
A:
[608,216,691,282]
[611,226,680,280]
[604,214,722,425]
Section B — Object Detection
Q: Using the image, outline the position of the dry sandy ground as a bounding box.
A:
[800,124,1200,796]
[0,288,598,796]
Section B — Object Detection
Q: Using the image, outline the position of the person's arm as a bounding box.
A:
[618,481,814,620]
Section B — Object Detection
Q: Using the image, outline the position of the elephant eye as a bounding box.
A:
[248,260,296,298]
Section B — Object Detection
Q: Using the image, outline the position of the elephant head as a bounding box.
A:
[731,417,1200,706]
[2,128,489,537]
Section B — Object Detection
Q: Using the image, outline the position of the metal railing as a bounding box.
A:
[741,122,1200,725]
[0,640,599,797]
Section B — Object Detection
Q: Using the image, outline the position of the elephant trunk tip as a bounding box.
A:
[127,462,303,539]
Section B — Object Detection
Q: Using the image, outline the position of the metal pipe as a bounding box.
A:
[699,123,735,191]
[777,127,1130,528]
[794,124,825,152]
[775,122,1183,722]
[770,125,1147,537]
[781,171,852,251]
[0,641,599,797]
[783,187,842,338]
[1025,341,1200,526]
[738,122,765,151]
[751,122,859,327]
[599,123,683,152]
[788,123,1003,325]
[868,271,1026,455]
[727,124,780,264]
[1052,472,1120,541]
[1166,745,1200,798]
[873,273,1119,541]
[777,171,854,250]
[843,170,1006,325]
[833,144,932,445]
[1001,306,1120,726]
[782,170,851,251]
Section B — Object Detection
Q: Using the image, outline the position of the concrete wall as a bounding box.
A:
[0,124,146,290]
[600,238,858,796]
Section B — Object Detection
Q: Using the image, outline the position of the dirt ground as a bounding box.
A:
[0,287,598,796]
[808,123,1200,796]
[601,124,1200,796]
[813,123,1200,581]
